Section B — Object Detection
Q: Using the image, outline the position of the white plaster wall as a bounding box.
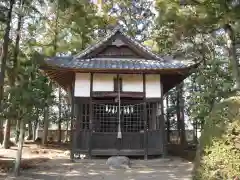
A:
[145,74,161,98]
[74,73,161,97]
[74,73,90,97]
[93,73,115,91]
[121,74,143,92]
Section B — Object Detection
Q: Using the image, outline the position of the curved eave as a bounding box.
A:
[39,68,74,91]
[40,62,199,94]
[40,62,199,75]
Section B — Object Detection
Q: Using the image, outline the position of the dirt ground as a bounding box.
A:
[0,142,193,180]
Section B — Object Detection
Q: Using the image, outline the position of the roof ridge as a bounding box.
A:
[74,27,119,59]
[74,26,164,61]
[119,30,164,61]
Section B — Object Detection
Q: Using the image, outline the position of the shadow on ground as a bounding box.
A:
[0,157,49,173]
[4,157,193,180]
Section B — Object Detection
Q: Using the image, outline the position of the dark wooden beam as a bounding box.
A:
[74,97,90,104]
[92,91,144,98]
[91,99,143,104]
[88,73,93,159]
[143,74,148,160]
[70,73,75,162]
[146,98,161,102]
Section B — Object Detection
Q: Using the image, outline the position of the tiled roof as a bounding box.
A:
[74,26,163,61]
[45,57,196,70]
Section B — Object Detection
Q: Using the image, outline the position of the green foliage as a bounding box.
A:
[36,0,107,56]
[155,0,240,38]
[102,0,155,41]
[0,4,8,23]
[187,57,234,128]
[2,57,54,121]
[193,96,240,179]
[154,0,239,131]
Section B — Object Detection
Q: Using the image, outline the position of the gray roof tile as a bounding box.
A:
[45,57,196,70]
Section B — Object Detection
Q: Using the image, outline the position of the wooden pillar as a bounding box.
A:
[176,85,181,143]
[151,105,157,130]
[160,75,166,158]
[143,74,148,160]
[79,104,83,130]
[88,73,93,159]
[166,93,170,142]
[116,74,122,151]
[70,73,76,162]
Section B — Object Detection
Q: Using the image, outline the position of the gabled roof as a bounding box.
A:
[73,26,163,61]
[38,26,200,91]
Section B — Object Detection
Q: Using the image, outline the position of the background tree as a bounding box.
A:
[2,0,25,149]
[0,0,15,144]
[154,0,239,177]
[101,0,155,41]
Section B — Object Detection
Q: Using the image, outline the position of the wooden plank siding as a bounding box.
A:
[73,131,162,156]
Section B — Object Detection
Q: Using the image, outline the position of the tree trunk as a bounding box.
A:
[192,75,198,144]
[33,115,39,141]
[176,86,181,144]
[57,120,61,143]
[0,121,3,144]
[15,120,20,143]
[166,93,170,143]
[179,83,186,146]
[42,106,49,145]
[65,118,69,142]
[224,24,240,91]
[0,0,15,101]
[27,120,33,140]
[14,119,25,176]
[3,120,11,148]
[0,0,15,144]
[33,122,37,141]
[3,0,24,148]
[176,83,186,145]
[194,121,198,144]
[192,135,204,178]
[57,86,62,143]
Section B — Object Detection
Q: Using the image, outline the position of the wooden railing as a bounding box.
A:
[147,130,162,149]
[91,132,144,149]
[73,130,90,150]
[73,130,163,153]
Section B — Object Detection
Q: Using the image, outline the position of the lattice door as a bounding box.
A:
[93,103,145,133]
